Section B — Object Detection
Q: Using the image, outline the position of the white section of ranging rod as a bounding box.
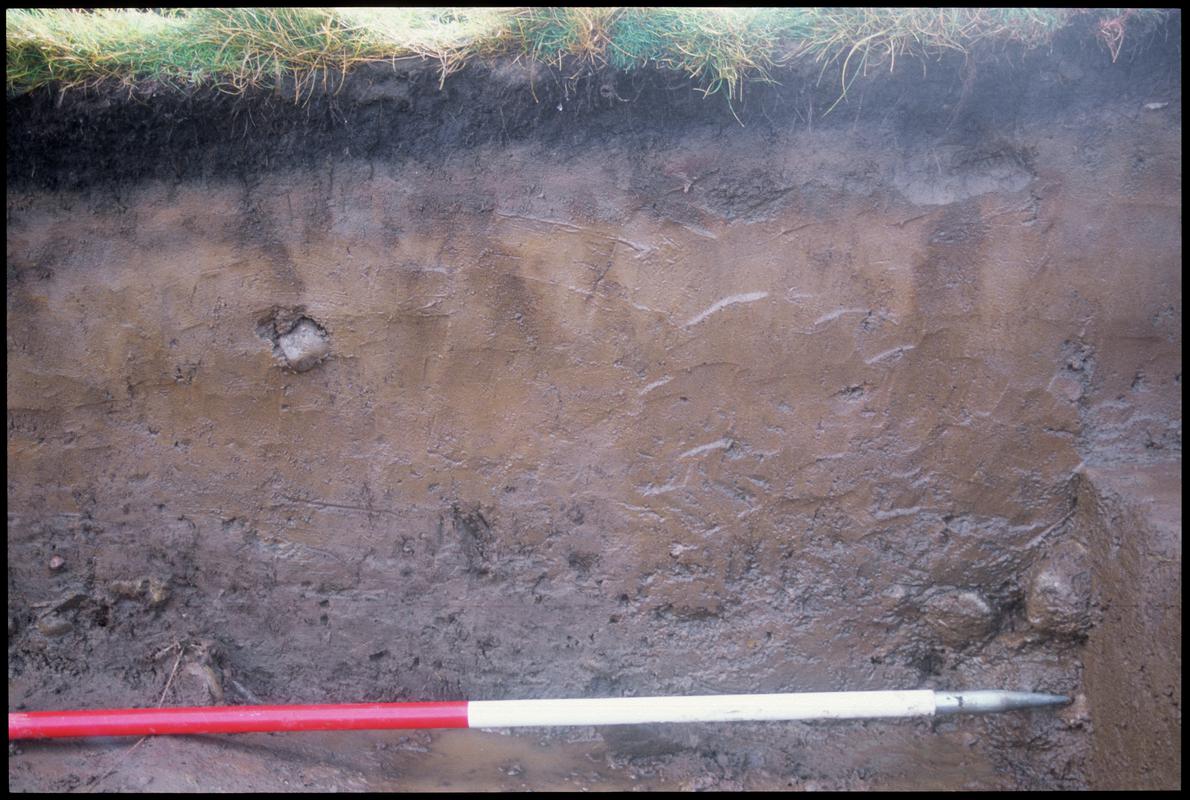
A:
[467,690,937,728]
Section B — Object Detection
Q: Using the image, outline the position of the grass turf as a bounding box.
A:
[6,7,1173,102]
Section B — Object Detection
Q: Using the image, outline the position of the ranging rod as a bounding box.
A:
[8,690,1069,740]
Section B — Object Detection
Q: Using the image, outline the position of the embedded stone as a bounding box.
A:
[1027,541,1093,637]
[146,578,170,608]
[277,318,330,372]
[110,578,147,599]
[923,589,996,646]
[36,613,73,637]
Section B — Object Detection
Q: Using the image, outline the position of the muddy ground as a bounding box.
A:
[7,17,1182,791]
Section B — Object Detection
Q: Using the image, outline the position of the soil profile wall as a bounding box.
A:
[7,31,1181,791]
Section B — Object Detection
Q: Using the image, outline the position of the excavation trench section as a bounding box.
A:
[6,97,1181,790]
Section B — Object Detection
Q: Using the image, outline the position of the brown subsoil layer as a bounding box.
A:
[7,17,1181,791]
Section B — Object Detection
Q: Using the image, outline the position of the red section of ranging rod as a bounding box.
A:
[8,701,470,740]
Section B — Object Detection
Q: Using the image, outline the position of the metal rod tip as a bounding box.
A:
[935,690,1072,715]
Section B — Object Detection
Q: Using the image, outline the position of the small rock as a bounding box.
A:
[182,661,224,704]
[278,318,331,372]
[36,613,73,637]
[8,614,17,637]
[922,589,995,647]
[1027,541,1092,637]
[176,640,225,704]
[1059,692,1090,727]
[109,577,168,607]
[145,578,170,608]
[48,555,66,571]
[110,579,147,599]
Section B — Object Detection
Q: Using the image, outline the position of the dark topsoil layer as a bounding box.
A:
[6,15,1182,192]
